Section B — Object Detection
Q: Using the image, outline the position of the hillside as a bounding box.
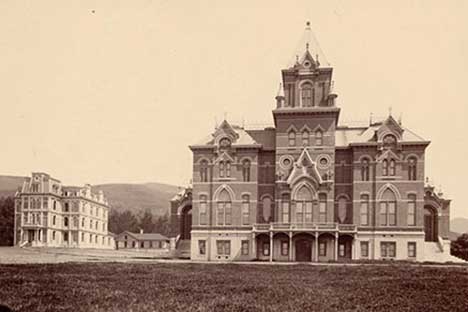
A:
[450,218,468,235]
[0,175,26,198]
[0,175,181,216]
[92,183,181,216]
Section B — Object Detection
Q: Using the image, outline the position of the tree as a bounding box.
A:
[108,210,139,234]
[0,197,15,246]
[451,233,468,261]
[139,210,155,233]
[154,214,170,236]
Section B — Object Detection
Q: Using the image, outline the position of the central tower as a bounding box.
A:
[273,22,340,226]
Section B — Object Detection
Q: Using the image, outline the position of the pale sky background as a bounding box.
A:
[1,1,467,218]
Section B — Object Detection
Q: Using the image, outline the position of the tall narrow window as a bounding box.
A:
[198,240,206,255]
[360,194,369,226]
[53,215,56,226]
[287,84,295,107]
[219,161,225,178]
[389,159,396,176]
[281,241,289,256]
[360,241,369,258]
[380,189,397,226]
[408,157,417,181]
[217,189,231,226]
[241,240,249,255]
[242,195,250,225]
[302,130,310,146]
[382,160,388,176]
[288,131,296,147]
[281,194,290,223]
[295,187,313,223]
[315,130,323,146]
[319,194,327,223]
[361,159,370,181]
[200,160,209,182]
[407,194,416,226]
[242,160,251,182]
[301,82,313,107]
[226,162,231,178]
[408,242,416,258]
[296,201,303,223]
[199,195,207,225]
[319,242,326,256]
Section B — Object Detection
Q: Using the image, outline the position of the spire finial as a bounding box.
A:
[306,42,309,51]
[370,112,373,125]
[306,21,311,28]
[388,106,392,116]
[295,55,299,64]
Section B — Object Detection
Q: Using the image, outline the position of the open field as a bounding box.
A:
[0,262,467,312]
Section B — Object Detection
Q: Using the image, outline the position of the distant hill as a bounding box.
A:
[92,183,181,216]
[0,175,181,216]
[451,218,468,235]
[0,175,26,198]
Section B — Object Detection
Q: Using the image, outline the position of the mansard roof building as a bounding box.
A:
[170,23,459,262]
[14,172,115,249]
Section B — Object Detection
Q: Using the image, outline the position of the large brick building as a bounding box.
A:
[14,172,114,249]
[170,23,457,262]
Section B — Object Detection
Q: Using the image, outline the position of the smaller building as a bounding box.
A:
[115,230,169,250]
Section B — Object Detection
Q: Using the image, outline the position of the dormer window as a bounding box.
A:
[383,134,397,150]
[301,82,313,107]
[219,138,231,149]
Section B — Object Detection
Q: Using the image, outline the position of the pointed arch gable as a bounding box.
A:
[376,183,401,201]
[300,124,312,133]
[213,185,235,201]
[291,181,317,201]
[214,151,235,164]
[286,124,298,134]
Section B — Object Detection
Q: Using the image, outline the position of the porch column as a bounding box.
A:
[314,233,318,262]
[352,237,356,260]
[288,232,293,261]
[269,232,273,262]
[335,233,339,261]
[252,233,256,260]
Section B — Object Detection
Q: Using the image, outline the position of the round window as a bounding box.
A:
[317,155,331,169]
[280,155,294,169]
[304,61,311,68]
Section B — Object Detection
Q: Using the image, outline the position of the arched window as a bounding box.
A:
[295,186,313,223]
[262,196,272,223]
[360,194,369,226]
[389,159,396,176]
[319,194,327,223]
[199,160,209,182]
[216,189,232,226]
[242,159,251,182]
[64,217,68,227]
[380,189,397,226]
[242,195,250,225]
[64,202,69,212]
[408,157,417,181]
[288,130,296,147]
[302,130,310,146]
[281,194,290,223]
[301,82,313,107]
[315,130,323,146]
[219,161,225,178]
[382,159,388,176]
[53,215,56,226]
[90,220,93,229]
[81,218,85,228]
[361,158,370,181]
[199,195,207,225]
[407,194,416,226]
[226,161,231,177]
[337,196,348,224]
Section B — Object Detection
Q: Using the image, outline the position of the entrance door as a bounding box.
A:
[424,207,436,242]
[28,230,34,243]
[295,239,312,262]
[180,206,192,240]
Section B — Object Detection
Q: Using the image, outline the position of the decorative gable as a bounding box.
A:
[377,115,404,141]
[213,120,239,145]
[286,148,323,187]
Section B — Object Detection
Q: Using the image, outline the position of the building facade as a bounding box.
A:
[14,172,114,249]
[170,24,457,262]
[115,231,169,250]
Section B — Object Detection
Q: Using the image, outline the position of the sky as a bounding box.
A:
[1,1,467,218]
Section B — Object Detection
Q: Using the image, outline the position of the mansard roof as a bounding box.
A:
[191,120,262,148]
[335,117,428,147]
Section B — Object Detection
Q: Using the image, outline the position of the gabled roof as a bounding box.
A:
[192,121,260,147]
[335,117,428,147]
[287,148,323,186]
[116,231,169,241]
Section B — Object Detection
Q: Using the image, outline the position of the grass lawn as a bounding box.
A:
[0,263,467,312]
